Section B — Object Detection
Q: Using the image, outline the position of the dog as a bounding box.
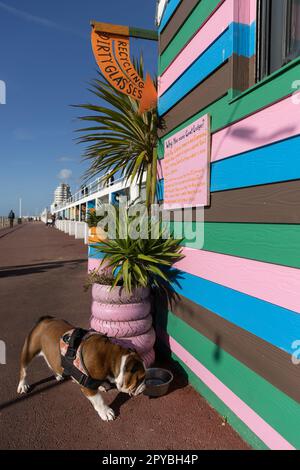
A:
[17,316,146,421]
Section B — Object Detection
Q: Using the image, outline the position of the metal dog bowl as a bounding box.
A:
[144,368,174,397]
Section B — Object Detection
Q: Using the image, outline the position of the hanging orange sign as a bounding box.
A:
[91,27,157,113]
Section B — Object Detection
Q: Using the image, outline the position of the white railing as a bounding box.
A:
[55,219,89,245]
[0,217,17,228]
[54,175,124,212]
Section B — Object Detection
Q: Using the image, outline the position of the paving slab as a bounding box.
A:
[0,223,249,450]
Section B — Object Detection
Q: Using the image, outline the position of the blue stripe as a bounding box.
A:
[211,135,300,192]
[156,178,164,202]
[157,135,300,194]
[87,199,96,210]
[158,23,255,116]
[233,22,256,57]
[172,271,300,355]
[157,179,164,200]
[159,0,182,32]
[88,245,105,259]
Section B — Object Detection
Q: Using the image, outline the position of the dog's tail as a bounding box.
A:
[35,315,54,325]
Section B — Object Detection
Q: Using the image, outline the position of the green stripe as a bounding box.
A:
[159,0,220,73]
[157,311,300,448]
[168,221,300,269]
[158,57,300,157]
[158,93,230,157]
[129,27,158,41]
[157,341,267,450]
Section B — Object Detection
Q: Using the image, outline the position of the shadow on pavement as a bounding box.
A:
[0,259,86,278]
[0,225,25,240]
[0,376,132,418]
[0,375,68,411]
[109,392,131,417]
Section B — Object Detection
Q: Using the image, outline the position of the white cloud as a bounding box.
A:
[57,156,75,162]
[58,169,72,180]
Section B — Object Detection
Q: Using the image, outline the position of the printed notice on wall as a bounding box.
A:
[162,114,211,210]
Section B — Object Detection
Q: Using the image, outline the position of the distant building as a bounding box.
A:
[51,183,71,212]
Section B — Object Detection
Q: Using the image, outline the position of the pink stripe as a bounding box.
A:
[88,257,101,273]
[160,332,295,450]
[176,248,300,314]
[158,0,256,97]
[158,0,233,96]
[234,0,257,24]
[211,95,300,162]
[249,0,257,24]
[160,94,299,161]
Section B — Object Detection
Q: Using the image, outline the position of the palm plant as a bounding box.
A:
[95,211,184,293]
[86,209,99,228]
[74,60,158,209]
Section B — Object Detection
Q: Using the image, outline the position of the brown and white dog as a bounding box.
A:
[17,316,146,421]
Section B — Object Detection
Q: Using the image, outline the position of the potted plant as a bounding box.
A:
[85,214,183,367]
[87,209,107,244]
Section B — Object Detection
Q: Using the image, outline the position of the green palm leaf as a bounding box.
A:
[74,60,158,207]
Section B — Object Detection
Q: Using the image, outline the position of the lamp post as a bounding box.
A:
[18,198,22,224]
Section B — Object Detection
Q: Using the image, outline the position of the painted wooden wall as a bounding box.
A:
[157,0,300,450]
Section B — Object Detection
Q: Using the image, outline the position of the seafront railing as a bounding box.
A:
[0,217,16,228]
[55,219,89,244]
[54,175,124,211]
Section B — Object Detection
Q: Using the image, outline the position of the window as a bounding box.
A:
[257,0,300,81]
[287,0,300,60]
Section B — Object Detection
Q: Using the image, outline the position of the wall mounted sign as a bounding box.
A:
[162,114,211,210]
[91,22,157,113]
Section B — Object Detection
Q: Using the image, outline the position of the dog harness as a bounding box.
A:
[60,328,106,390]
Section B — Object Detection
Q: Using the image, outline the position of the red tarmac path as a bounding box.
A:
[0,223,249,450]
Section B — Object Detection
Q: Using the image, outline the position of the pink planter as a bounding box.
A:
[90,284,155,368]
[91,299,151,321]
[109,328,156,352]
[92,284,150,304]
[90,315,152,338]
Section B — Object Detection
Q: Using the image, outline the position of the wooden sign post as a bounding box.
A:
[91,21,157,113]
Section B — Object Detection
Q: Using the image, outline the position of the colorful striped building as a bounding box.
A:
[156,0,300,450]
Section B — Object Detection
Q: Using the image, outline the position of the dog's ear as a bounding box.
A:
[130,361,143,374]
[126,356,145,374]
[128,347,137,353]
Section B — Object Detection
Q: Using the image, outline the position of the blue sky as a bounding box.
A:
[0,0,157,216]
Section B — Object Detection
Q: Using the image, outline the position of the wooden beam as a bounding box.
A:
[91,21,129,36]
[91,20,158,41]
[129,27,158,41]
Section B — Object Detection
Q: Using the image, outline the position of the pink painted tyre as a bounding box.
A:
[91,300,151,322]
[109,327,156,354]
[140,348,155,368]
[90,314,152,338]
[92,284,150,304]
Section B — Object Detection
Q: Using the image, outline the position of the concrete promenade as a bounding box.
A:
[0,223,248,450]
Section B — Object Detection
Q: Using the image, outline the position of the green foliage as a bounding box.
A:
[74,59,158,208]
[94,211,184,293]
[86,209,102,228]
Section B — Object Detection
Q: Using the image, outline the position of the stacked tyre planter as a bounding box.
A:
[90,284,155,367]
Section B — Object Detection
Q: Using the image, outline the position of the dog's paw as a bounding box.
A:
[98,382,113,392]
[98,406,115,421]
[55,374,64,382]
[17,380,30,394]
